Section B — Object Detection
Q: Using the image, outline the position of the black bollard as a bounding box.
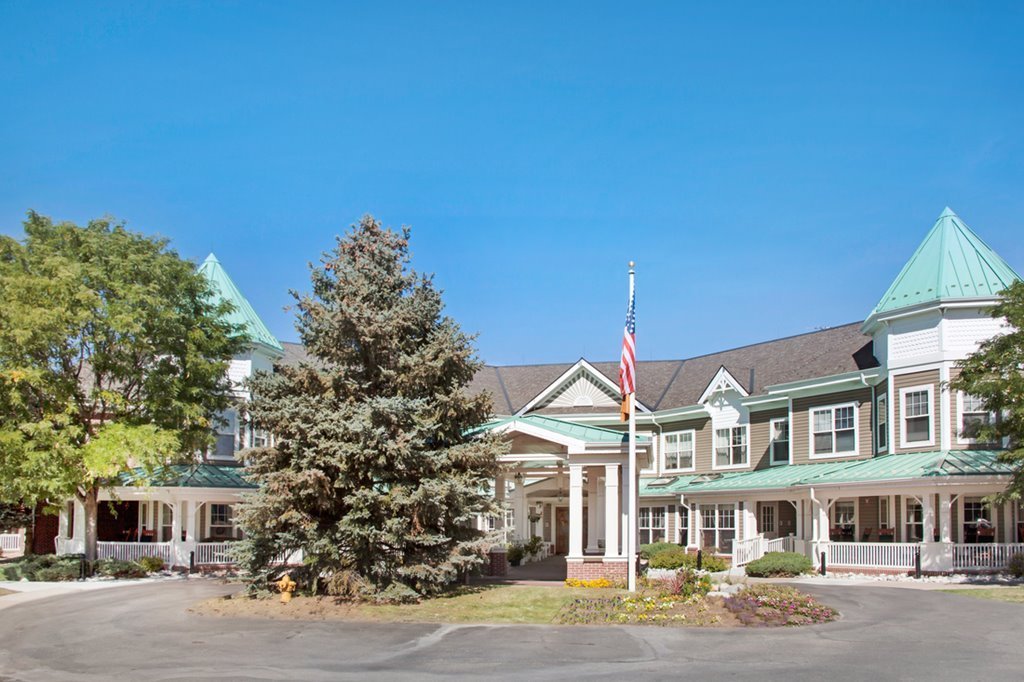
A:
[696,549,703,570]
[915,548,922,579]
[189,550,195,575]
[820,551,826,576]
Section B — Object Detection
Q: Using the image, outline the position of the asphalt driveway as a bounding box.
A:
[0,579,1021,681]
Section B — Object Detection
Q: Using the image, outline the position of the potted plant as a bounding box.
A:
[524,535,544,560]
[507,543,525,567]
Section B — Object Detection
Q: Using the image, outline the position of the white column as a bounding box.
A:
[939,493,953,543]
[596,474,606,548]
[568,464,584,558]
[811,494,829,542]
[586,468,599,553]
[793,499,804,539]
[620,458,631,556]
[741,499,758,540]
[1004,502,1015,544]
[494,474,506,538]
[72,498,86,544]
[604,464,619,558]
[512,477,528,541]
[922,493,935,543]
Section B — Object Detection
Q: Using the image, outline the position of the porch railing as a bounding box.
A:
[0,533,23,554]
[765,536,796,554]
[97,541,173,564]
[732,535,765,566]
[828,542,918,569]
[953,543,1024,571]
[195,542,236,565]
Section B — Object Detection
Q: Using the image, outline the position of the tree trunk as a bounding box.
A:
[84,487,99,562]
[22,509,35,557]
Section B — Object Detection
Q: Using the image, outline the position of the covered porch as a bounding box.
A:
[479,415,651,581]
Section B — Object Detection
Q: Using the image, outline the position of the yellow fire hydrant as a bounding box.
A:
[276,574,296,604]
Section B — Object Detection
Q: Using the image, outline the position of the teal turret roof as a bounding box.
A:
[868,208,1020,320]
[198,253,284,354]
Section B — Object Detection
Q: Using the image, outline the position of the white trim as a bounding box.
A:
[899,384,936,448]
[515,359,651,415]
[830,497,859,540]
[939,364,952,451]
[712,424,750,471]
[807,401,860,459]
[769,416,791,466]
[698,366,750,404]
[661,429,697,473]
[764,368,882,396]
[638,504,670,545]
[875,392,888,454]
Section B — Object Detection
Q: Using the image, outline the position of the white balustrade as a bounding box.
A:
[195,542,236,565]
[97,541,173,564]
[732,534,765,566]
[828,542,918,569]
[953,543,1024,571]
[765,536,791,554]
[1,533,23,554]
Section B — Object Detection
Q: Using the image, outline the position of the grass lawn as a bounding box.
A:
[194,585,623,624]
[941,587,1024,604]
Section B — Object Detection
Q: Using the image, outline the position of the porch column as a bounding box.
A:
[1004,502,1015,544]
[811,493,829,542]
[604,464,619,558]
[939,493,953,543]
[512,477,528,541]
[586,468,599,553]
[792,499,804,539]
[170,499,184,567]
[72,498,86,543]
[494,474,506,538]
[741,499,757,540]
[595,473,606,549]
[921,493,935,543]
[568,464,584,558]
[620,458,632,557]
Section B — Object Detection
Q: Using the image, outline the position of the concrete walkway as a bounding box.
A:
[0,576,189,611]
[476,555,567,585]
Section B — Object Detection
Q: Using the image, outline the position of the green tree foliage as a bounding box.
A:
[0,212,245,559]
[951,280,1024,501]
[235,216,504,599]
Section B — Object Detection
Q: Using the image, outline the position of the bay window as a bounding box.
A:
[959,393,994,444]
[900,386,933,446]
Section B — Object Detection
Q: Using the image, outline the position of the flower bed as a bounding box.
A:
[723,584,837,626]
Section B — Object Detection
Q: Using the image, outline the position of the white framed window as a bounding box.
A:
[809,402,858,458]
[958,392,995,445]
[963,497,994,543]
[878,497,890,529]
[760,504,776,534]
[904,499,923,542]
[876,393,888,451]
[210,504,231,526]
[678,505,689,544]
[900,385,934,447]
[699,504,736,553]
[714,425,748,469]
[769,417,790,465]
[639,506,667,545]
[662,430,695,472]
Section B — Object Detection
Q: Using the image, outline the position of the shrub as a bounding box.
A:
[33,564,80,582]
[1008,552,1024,578]
[137,556,166,573]
[661,568,712,600]
[647,548,729,572]
[640,542,679,559]
[506,543,525,565]
[524,535,545,558]
[1,554,82,581]
[94,558,148,579]
[744,552,812,577]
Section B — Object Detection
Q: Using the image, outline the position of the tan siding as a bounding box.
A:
[661,417,713,474]
[894,496,902,542]
[949,367,961,447]
[750,408,787,470]
[791,387,873,465]
[859,496,880,541]
[892,369,940,452]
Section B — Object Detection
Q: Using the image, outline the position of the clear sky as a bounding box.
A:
[2,2,1022,365]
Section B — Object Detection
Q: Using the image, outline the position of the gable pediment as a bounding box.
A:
[698,366,749,404]
[517,359,648,414]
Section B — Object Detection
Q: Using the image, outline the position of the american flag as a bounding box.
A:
[619,283,636,403]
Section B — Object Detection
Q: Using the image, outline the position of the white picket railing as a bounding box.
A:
[953,543,1024,571]
[195,542,236,565]
[1,533,23,554]
[765,536,797,554]
[97,541,173,564]
[828,542,918,569]
[732,535,765,566]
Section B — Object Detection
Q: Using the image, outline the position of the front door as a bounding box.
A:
[555,508,569,554]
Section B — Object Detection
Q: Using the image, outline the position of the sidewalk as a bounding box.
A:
[0,575,190,611]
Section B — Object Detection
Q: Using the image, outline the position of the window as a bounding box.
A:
[904,500,923,542]
[769,418,789,465]
[678,506,689,544]
[663,431,695,471]
[699,503,736,553]
[834,500,855,527]
[760,504,775,534]
[160,503,173,543]
[878,497,890,529]
[211,504,231,526]
[876,393,888,451]
[963,497,994,543]
[810,403,857,457]
[900,386,933,446]
[714,426,748,468]
[639,506,667,545]
[959,393,994,444]
[251,427,270,448]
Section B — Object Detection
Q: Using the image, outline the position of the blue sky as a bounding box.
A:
[2,2,1022,365]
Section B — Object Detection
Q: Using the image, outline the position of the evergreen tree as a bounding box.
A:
[236,216,503,600]
[951,280,1024,501]
[0,212,245,560]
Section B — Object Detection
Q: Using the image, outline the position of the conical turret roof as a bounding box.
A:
[867,208,1020,321]
[198,253,284,354]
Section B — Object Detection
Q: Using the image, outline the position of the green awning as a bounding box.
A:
[640,450,1012,497]
[118,463,256,489]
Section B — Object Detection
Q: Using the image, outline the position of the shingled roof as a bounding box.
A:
[469,322,877,415]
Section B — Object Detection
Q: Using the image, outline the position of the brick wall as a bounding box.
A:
[566,560,628,582]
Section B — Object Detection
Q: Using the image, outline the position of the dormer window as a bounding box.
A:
[714,426,748,468]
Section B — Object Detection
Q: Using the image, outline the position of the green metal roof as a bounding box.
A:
[198,253,284,354]
[640,450,1011,496]
[469,414,650,445]
[869,208,1020,318]
[118,463,256,489]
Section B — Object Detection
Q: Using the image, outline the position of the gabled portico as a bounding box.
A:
[477,415,651,581]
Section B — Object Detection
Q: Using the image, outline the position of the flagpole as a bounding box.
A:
[627,261,637,592]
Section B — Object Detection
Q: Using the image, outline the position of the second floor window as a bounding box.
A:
[663,431,695,471]
[714,426,748,468]
[811,404,856,456]
[876,393,888,451]
[959,393,994,443]
[770,418,789,465]
[901,387,933,446]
